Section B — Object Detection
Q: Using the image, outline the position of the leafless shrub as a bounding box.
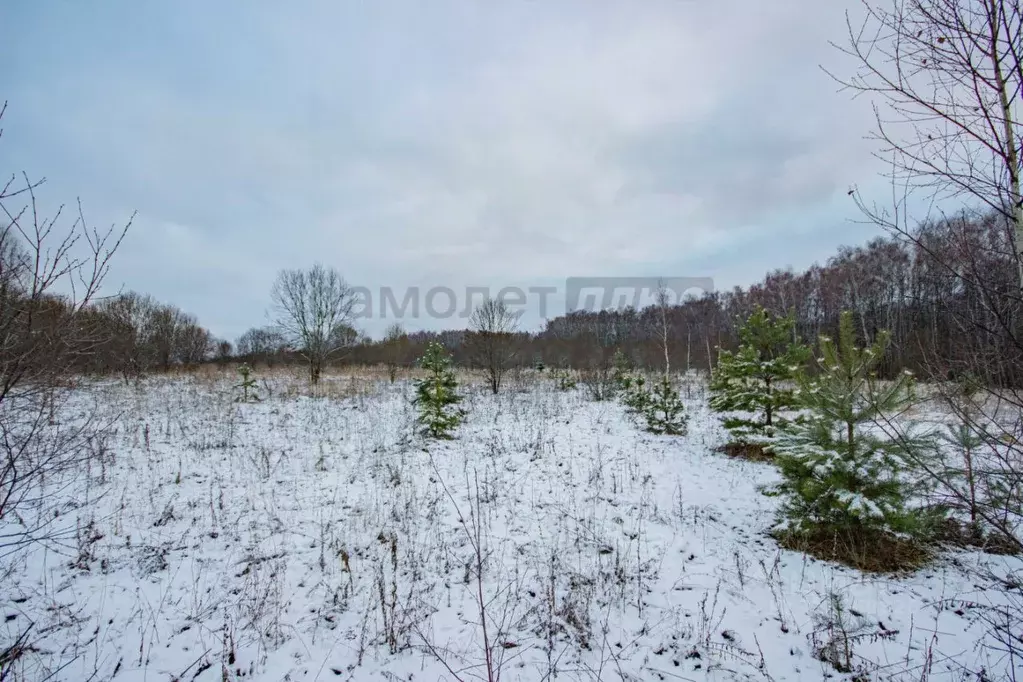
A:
[416,458,519,682]
[0,99,132,676]
[382,323,410,383]
[809,591,898,677]
[579,362,618,402]
[466,299,519,395]
[0,104,131,552]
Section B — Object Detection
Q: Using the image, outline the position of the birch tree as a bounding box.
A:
[837,7,1023,652]
[837,0,1023,288]
[839,1,1023,549]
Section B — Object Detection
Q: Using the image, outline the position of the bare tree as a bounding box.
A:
[654,282,672,375]
[835,0,1023,288]
[96,291,159,383]
[467,299,519,394]
[834,5,1023,671]
[175,317,212,366]
[236,325,286,367]
[270,264,356,384]
[94,295,214,376]
[215,339,233,364]
[149,303,185,371]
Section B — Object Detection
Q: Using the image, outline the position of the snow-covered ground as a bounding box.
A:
[2,369,1019,681]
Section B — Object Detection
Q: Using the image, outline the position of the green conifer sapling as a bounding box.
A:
[710,307,809,445]
[771,311,932,541]
[413,342,465,439]
[235,363,259,402]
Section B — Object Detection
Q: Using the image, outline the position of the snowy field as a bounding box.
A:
[2,369,1020,681]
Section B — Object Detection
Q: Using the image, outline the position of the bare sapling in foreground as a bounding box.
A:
[0,101,132,674]
[834,1,1023,668]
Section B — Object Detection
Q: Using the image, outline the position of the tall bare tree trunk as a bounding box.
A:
[987,0,1023,289]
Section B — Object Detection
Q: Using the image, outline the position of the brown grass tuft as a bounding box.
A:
[931,518,1021,556]
[774,525,932,573]
[717,441,775,463]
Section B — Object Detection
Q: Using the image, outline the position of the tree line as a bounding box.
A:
[1,283,230,382]
[5,204,1014,391]
[337,210,1022,387]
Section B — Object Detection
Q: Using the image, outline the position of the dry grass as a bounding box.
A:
[774,526,932,573]
[931,518,1022,556]
[717,441,775,463]
[165,363,555,401]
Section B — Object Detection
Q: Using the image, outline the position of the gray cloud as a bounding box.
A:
[1,0,886,338]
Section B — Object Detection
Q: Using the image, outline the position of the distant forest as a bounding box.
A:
[347,211,1018,383]
[26,209,1012,385]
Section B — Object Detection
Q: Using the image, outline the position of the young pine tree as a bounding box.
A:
[710,307,809,444]
[771,311,931,541]
[619,372,649,414]
[617,286,689,436]
[413,342,464,439]
[235,363,259,402]
[611,347,633,392]
[642,374,688,435]
[614,347,651,413]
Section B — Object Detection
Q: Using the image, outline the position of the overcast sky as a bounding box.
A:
[1,0,891,339]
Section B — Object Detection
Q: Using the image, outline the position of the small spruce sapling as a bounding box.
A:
[641,374,688,435]
[617,369,687,436]
[619,372,650,414]
[611,347,634,393]
[709,307,809,445]
[771,311,933,539]
[618,284,688,435]
[413,342,465,439]
[235,363,259,402]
